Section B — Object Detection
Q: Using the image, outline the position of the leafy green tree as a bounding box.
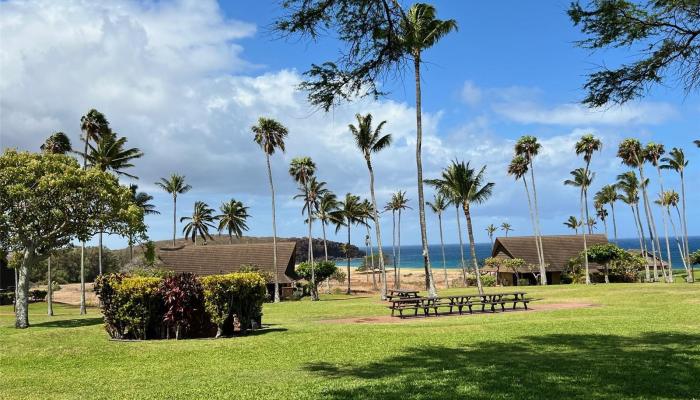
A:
[348,113,393,299]
[333,193,366,294]
[217,199,250,244]
[181,201,217,245]
[661,147,691,278]
[296,260,338,300]
[584,243,627,284]
[427,193,449,288]
[155,173,192,248]
[40,132,72,155]
[252,117,288,303]
[616,171,649,280]
[568,1,700,106]
[0,150,140,328]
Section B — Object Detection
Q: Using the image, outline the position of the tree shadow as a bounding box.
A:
[31,317,104,328]
[304,332,700,399]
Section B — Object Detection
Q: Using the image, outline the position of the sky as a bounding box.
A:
[1,0,698,250]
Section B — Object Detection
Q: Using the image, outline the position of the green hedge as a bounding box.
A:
[200,272,267,338]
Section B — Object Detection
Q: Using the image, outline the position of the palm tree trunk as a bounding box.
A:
[522,178,544,280]
[79,244,86,315]
[366,159,387,300]
[47,256,53,316]
[307,208,317,301]
[455,206,467,284]
[367,225,377,290]
[413,56,437,298]
[674,205,693,282]
[611,202,618,242]
[322,222,332,293]
[667,205,689,279]
[438,213,447,288]
[529,156,547,285]
[463,202,484,295]
[397,209,402,289]
[266,155,280,303]
[680,171,692,281]
[172,195,177,247]
[392,210,398,288]
[581,162,591,285]
[639,166,660,281]
[633,202,650,281]
[346,225,351,295]
[655,166,673,282]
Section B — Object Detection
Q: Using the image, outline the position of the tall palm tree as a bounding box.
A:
[485,224,498,247]
[618,139,661,282]
[617,171,650,280]
[217,199,250,244]
[78,109,109,315]
[400,4,457,298]
[507,155,544,275]
[41,132,72,155]
[656,190,691,280]
[384,198,399,287]
[392,191,411,289]
[595,202,608,236]
[661,148,691,280]
[155,174,192,247]
[427,193,449,288]
[574,134,602,284]
[514,136,547,284]
[645,142,673,282]
[252,117,288,303]
[316,191,340,293]
[180,201,217,245]
[348,113,393,299]
[427,161,494,295]
[128,185,160,260]
[360,199,378,290]
[595,184,621,242]
[564,216,581,234]
[500,222,513,237]
[290,157,321,301]
[334,193,366,295]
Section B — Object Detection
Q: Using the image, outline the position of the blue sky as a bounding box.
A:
[1,0,698,250]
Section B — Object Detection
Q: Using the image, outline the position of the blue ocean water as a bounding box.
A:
[350,237,699,269]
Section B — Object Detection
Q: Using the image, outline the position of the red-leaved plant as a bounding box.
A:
[161,273,206,339]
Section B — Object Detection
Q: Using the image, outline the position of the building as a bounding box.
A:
[157,241,299,297]
[487,234,609,285]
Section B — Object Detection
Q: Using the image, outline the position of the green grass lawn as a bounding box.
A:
[2,283,699,400]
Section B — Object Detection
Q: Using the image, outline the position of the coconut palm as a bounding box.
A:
[645,142,673,282]
[128,185,160,260]
[514,136,547,284]
[180,201,217,245]
[595,203,608,235]
[400,4,457,299]
[616,171,650,280]
[656,190,691,281]
[348,113,393,299]
[217,199,250,244]
[334,193,366,295]
[427,161,494,295]
[574,134,602,284]
[661,148,691,280]
[618,138,662,281]
[500,222,513,237]
[360,199,378,290]
[155,174,192,247]
[564,216,581,234]
[316,191,340,292]
[252,117,288,303]
[41,132,72,155]
[587,217,598,232]
[290,157,320,301]
[595,184,621,242]
[391,191,411,289]
[427,193,449,288]
[384,198,399,287]
[485,224,498,246]
[564,166,596,283]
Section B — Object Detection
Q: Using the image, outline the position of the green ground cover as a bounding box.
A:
[1,283,699,400]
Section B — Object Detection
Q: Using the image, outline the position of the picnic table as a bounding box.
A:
[386,289,420,301]
[387,291,530,318]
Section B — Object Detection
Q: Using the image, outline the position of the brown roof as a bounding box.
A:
[490,234,609,272]
[157,242,298,283]
[626,249,669,268]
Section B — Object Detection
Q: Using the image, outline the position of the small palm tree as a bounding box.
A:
[427,193,449,288]
[334,193,366,295]
[426,161,494,295]
[656,190,691,280]
[391,191,411,289]
[41,132,72,154]
[485,224,498,246]
[316,191,340,293]
[181,201,217,245]
[500,223,513,237]
[595,184,621,242]
[564,166,596,283]
[616,171,650,280]
[360,199,378,290]
[507,155,544,277]
[400,4,457,299]
[661,147,691,279]
[253,117,288,303]
[645,142,673,282]
[564,216,581,234]
[349,113,393,299]
[217,199,250,244]
[155,174,192,247]
[290,157,321,301]
[128,184,160,259]
[595,202,608,235]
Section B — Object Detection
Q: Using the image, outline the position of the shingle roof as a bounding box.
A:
[490,234,609,272]
[157,242,298,283]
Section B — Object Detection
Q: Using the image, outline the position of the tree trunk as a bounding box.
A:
[438,213,447,288]
[655,165,673,283]
[455,206,467,284]
[633,202,650,281]
[366,158,387,300]
[668,206,689,280]
[463,203,484,295]
[15,247,34,328]
[392,210,398,288]
[680,171,692,281]
[397,209,402,289]
[674,205,693,282]
[172,195,177,247]
[307,205,317,301]
[528,155,547,285]
[267,155,281,303]
[98,230,103,275]
[346,226,351,295]
[80,243,86,315]
[581,161,591,285]
[522,178,544,280]
[639,166,660,281]
[47,256,53,316]
[322,221,332,293]
[610,202,618,242]
[413,56,437,298]
[367,225,377,290]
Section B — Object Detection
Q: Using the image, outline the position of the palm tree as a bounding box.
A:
[514,136,547,284]
[316,191,340,293]
[348,113,393,299]
[128,185,160,260]
[217,199,250,244]
[661,148,691,280]
[656,190,691,281]
[41,132,72,154]
[334,193,366,295]
[252,117,288,303]
[427,161,494,295]
[155,174,192,247]
[500,222,513,237]
[384,198,399,287]
[617,171,650,280]
[564,167,596,282]
[595,203,608,236]
[574,134,602,284]
[400,4,457,299]
[618,139,661,281]
[360,199,378,290]
[595,184,621,242]
[427,193,449,288]
[180,201,217,245]
[507,155,544,275]
[564,216,581,234]
[392,191,411,289]
[290,157,321,301]
[485,224,498,247]
[645,142,673,282]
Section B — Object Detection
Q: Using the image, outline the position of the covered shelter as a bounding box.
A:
[486,234,609,285]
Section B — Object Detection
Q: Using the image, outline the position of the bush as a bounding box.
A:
[29,289,47,302]
[295,260,338,299]
[479,274,496,287]
[0,291,14,305]
[331,269,346,283]
[200,272,267,337]
[162,273,211,339]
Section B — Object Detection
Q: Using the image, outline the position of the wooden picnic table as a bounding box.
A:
[387,291,531,318]
[387,289,420,301]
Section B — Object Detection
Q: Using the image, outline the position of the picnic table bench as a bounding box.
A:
[387,291,530,318]
[386,289,420,301]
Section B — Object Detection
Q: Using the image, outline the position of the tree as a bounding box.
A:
[565,167,596,281]
[585,243,627,284]
[155,174,192,247]
[595,202,609,236]
[252,117,288,303]
[348,113,393,299]
[217,199,250,244]
[315,191,340,292]
[595,184,621,241]
[360,199,378,290]
[41,132,72,155]
[485,224,498,247]
[568,1,700,107]
[661,147,692,281]
[0,150,140,328]
[427,161,494,295]
[426,193,449,288]
[645,142,673,282]
[390,190,411,289]
[181,201,217,245]
[128,185,159,260]
[334,193,366,295]
[564,216,582,234]
[514,136,547,284]
[618,138,662,282]
[500,223,513,237]
[656,190,691,281]
[296,260,338,300]
[574,134,602,284]
[616,171,650,280]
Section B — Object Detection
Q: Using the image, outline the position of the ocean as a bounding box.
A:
[348,237,700,269]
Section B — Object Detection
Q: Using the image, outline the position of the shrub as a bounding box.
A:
[200,272,267,337]
[295,260,338,299]
[162,273,210,339]
[331,269,346,283]
[0,291,14,305]
[479,274,496,287]
[29,289,47,302]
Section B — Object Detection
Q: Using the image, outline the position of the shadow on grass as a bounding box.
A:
[31,317,104,328]
[304,332,699,399]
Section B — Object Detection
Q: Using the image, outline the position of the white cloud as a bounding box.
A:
[460,80,482,106]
